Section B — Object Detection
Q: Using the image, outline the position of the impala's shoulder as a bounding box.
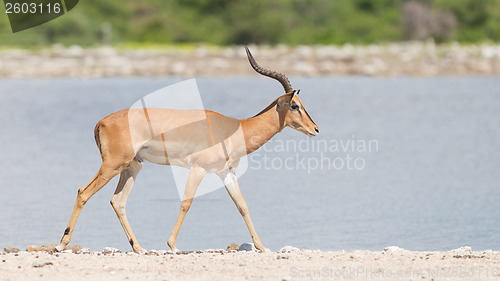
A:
[203,109,224,117]
[204,110,241,122]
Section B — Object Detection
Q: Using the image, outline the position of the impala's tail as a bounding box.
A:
[94,123,103,155]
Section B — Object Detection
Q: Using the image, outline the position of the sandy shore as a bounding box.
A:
[1,42,500,77]
[0,246,498,281]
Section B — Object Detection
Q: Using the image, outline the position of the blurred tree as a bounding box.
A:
[403,0,456,42]
[434,0,499,41]
[0,0,499,46]
[223,0,288,44]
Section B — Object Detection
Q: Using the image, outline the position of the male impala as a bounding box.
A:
[55,47,319,253]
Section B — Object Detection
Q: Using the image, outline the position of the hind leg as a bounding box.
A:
[55,162,126,252]
[110,158,145,253]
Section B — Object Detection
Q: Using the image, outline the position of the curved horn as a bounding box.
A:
[245,46,293,94]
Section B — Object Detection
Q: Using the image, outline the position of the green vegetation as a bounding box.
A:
[1,0,499,46]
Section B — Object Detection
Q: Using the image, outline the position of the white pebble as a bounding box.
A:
[103,247,119,254]
[279,246,301,253]
[383,246,405,253]
[78,248,90,254]
[450,246,472,254]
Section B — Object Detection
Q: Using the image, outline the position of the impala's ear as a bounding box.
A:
[277,92,294,109]
[289,90,299,99]
[276,93,294,128]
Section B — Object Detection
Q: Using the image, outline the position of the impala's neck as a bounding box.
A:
[240,100,284,154]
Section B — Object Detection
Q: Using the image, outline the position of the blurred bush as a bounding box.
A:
[0,0,499,46]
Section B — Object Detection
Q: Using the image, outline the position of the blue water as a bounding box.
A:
[0,76,499,252]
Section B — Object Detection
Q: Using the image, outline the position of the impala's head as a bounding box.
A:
[245,46,319,137]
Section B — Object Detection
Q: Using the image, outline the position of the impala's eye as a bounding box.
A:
[291,104,299,110]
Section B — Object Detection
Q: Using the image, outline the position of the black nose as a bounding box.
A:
[315,127,319,134]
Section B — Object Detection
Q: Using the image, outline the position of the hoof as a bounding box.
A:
[254,244,267,252]
[54,245,65,252]
[134,247,147,253]
[167,239,179,253]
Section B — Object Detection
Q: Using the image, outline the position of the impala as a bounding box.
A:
[55,47,319,253]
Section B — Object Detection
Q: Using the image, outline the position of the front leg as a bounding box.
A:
[167,166,205,253]
[218,170,265,251]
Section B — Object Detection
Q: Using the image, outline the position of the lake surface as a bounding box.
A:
[0,76,499,252]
